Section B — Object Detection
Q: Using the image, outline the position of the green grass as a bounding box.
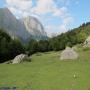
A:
[0,49,90,90]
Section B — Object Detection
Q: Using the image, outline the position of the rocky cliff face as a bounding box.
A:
[22,16,47,40]
[0,8,47,42]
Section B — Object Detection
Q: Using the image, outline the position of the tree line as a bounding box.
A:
[0,29,25,63]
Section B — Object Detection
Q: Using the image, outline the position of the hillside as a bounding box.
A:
[0,48,90,90]
[49,22,90,51]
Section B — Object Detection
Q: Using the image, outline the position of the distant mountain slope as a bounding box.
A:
[0,8,47,42]
[22,16,47,40]
[67,22,90,43]
[0,8,30,42]
[49,22,90,50]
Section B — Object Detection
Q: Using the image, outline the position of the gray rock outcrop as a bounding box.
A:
[60,47,79,60]
[22,16,48,40]
[12,54,29,64]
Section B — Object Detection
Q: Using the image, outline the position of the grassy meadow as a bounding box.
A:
[0,48,90,90]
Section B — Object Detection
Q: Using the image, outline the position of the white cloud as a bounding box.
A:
[32,0,74,36]
[58,0,79,6]
[5,0,73,21]
[6,0,32,17]
[32,0,55,14]
[5,0,74,36]
[32,0,70,19]
[63,16,73,25]
[6,0,32,11]
[52,7,68,17]
[45,23,68,37]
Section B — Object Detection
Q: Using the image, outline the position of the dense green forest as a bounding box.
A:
[0,22,90,63]
[49,22,90,50]
[0,29,25,63]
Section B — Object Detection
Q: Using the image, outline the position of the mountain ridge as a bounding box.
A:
[0,8,48,42]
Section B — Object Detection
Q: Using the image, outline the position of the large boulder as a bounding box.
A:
[60,47,79,60]
[12,54,29,64]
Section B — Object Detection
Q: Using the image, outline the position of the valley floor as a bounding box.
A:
[0,48,90,90]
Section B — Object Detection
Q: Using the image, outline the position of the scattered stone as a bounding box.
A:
[12,54,31,64]
[60,47,79,60]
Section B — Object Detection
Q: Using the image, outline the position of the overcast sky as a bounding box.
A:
[0,0,90,36]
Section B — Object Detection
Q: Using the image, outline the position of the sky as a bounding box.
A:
[0,0,90,36]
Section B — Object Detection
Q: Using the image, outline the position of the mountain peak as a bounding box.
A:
[22,15,47,38]
[0,8,48,42]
